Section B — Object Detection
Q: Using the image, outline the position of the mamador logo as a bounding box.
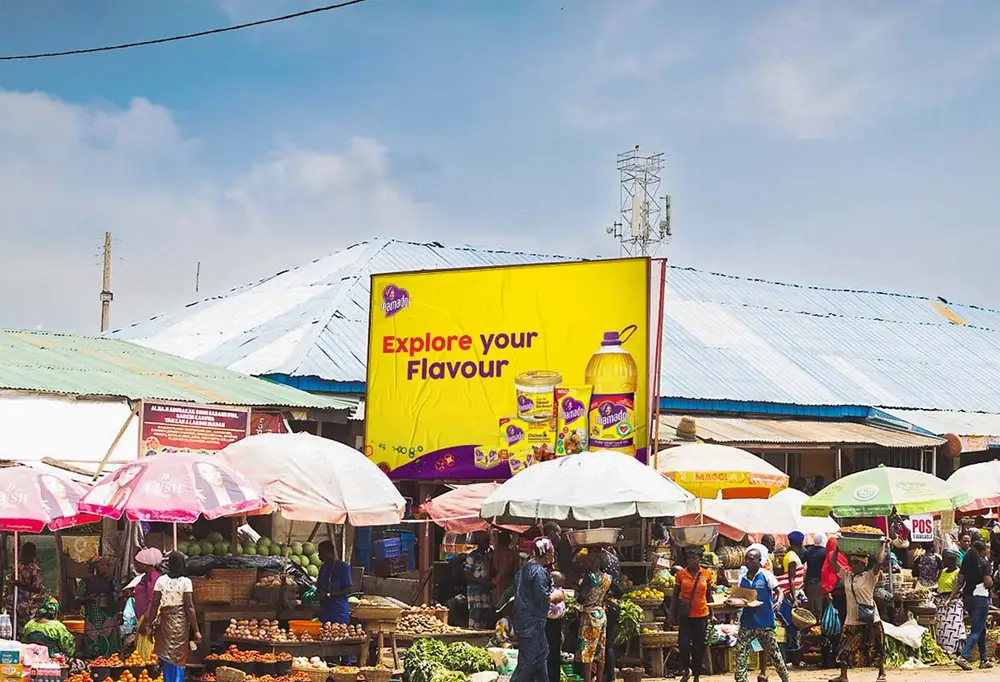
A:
[381,284,410,318]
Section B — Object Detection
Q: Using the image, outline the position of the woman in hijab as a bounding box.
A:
[21,596,75,658]
[144,552,201,682]
[511,537,555,682]
[77,557,122,657]
[133,548,163,659]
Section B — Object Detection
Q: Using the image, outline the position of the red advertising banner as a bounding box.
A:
[140,400,251,456]
[249,411,287,436]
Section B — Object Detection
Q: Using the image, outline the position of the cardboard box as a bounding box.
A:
[0,663,24,678]
[728,586,762,607]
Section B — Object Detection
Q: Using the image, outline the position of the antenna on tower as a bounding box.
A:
[606,145,672,256]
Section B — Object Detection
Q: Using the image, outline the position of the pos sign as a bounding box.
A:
[910,514,934,542]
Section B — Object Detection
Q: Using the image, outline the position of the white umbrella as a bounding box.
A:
[480,450,696,524]
[675,488,840,543]
[948,461,1000,513]
[218,432,406,526]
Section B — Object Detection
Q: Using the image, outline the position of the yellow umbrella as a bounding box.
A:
[656,443,789,500]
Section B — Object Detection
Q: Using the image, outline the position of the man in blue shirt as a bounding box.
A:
[733,549,789,682]
[316,541,353,624]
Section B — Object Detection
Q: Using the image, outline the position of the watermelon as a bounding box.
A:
[200,540,214,556]
[257,537,272,550]
[258,546,271,557]
[291,542,304,556]
[187,544,202,557]
[306,565,319,578]
[243,545,257,556]
[272,543,285,555]
[235,544,244,555]
[177,541,190,555]
[207,532,224,543]
[302,542,316,556]
[214,542,229,556]
[309,554,322,568]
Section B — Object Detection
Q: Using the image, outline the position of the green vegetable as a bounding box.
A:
[442,642,494,674]
[429,672,469,682]
[617,599,643,645]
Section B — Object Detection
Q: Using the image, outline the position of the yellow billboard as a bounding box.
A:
[364,258,650,479]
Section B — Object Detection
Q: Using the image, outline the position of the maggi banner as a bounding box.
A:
[365,259,650,479]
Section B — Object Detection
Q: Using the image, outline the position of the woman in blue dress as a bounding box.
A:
[511,537,556,682]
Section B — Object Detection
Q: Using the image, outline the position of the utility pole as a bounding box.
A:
[99,232,113,332]
[196,261,201,294]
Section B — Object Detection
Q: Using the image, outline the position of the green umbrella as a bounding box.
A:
[801,464,972,518]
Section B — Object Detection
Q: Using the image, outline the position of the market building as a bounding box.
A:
[112,237,1000,481]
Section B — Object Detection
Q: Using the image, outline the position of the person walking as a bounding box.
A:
[599,547,624,682]
[829,543,886,682]
[670,548,713,682]
[143,552,201,682]
[934,549,965,656]
[733,549,789,682]
[820,537,849,669]
[511,538,555,682]
[952,540,993,670]
[576,549,612,682]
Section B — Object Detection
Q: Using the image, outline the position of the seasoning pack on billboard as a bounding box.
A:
[365,258,651,479]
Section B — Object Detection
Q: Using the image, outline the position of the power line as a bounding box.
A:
[0,0,371,61]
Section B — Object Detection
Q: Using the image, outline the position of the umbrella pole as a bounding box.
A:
[172,523,178,551]
[699,498,704,524]
[12,531,18,637]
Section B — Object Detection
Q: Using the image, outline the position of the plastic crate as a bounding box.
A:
[374,537,402,559]
[400,532,416,571]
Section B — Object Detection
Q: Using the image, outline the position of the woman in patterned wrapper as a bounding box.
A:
[88,464,143,512]
[39,475,78,520]
[191,462,256,514]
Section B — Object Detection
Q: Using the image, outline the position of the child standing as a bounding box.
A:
[547,572,567,682]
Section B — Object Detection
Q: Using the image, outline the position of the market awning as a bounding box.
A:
[657,415,944,449]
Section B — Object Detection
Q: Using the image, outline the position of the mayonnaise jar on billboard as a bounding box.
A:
[364,258,651,479]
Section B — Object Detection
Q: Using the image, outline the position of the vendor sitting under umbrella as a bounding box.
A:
[22,596,75,658]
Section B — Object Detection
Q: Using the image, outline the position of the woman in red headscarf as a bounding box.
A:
[821,537,850,667]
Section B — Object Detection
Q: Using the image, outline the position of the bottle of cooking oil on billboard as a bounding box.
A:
[586,324,638,456]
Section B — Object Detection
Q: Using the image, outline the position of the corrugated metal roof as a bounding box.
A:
[883,409,1000,437]
[658,415,943,449]
[0,329,352,409]
[114,237,1000,414]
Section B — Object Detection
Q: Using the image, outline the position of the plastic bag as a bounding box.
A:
[821,603,841,638]
[881,618,926,650]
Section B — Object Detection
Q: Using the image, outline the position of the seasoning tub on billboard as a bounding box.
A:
[365,258,651,479]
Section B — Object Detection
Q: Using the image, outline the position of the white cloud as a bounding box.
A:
[558,0,1000,139]
[0,89,430,333]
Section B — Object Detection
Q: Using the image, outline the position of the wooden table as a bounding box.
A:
[222,638,365,659]
[198,605,320,657]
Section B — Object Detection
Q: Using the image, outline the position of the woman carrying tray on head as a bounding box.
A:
[828,540,887,682]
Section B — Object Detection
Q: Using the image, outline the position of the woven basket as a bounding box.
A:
[359,668,392,682]
[641,631,678,647]
[211,568,258,602]
[434,607,449,624]
[217,667,246,682]
[351,604,402,622]
[294,667,332,682]
[792,608,817,629]
[192,577,233,604]
[331,670,360,682]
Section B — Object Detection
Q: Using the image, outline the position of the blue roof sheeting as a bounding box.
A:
[112,238,1000,414]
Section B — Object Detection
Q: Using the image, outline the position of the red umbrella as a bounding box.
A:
[0,464,101,634]
[422,483,527,534]
[78,453,266,523]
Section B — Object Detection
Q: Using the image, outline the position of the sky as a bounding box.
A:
[0,0,998,333]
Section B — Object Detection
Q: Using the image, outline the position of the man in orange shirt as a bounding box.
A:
[670,548,715,682]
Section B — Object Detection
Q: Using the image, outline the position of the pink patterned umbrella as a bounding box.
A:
[0,464,100,531]
[78,453,266,523]
[0,464,100,635]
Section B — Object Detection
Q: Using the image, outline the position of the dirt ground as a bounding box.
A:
[651,667,997,680]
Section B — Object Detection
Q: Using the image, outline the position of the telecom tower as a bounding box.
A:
[607,145,672,256]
